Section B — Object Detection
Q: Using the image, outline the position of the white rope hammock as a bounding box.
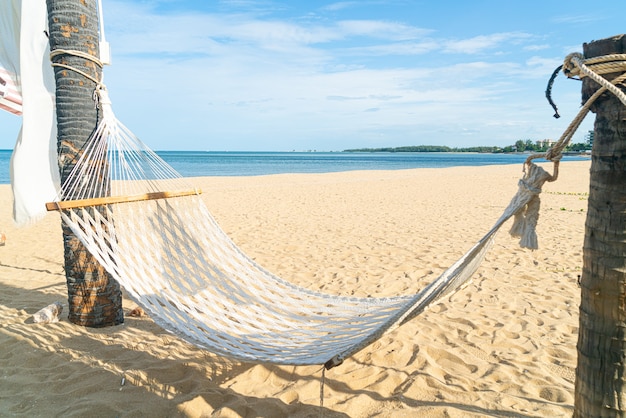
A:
[46,52,626,369]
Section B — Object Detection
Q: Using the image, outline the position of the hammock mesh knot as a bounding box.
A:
[508,163,553,250]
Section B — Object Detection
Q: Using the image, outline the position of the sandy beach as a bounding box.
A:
[0,160,589,417]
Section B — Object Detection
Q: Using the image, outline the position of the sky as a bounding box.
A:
[0,0,623,151]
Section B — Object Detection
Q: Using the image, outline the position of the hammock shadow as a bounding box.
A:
[0,279,348,417]
[0,258,66,277]
[319,356,570,418]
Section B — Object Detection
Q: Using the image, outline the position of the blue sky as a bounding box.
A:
[0,0,622,151]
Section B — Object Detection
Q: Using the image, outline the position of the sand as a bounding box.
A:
[0,160,590,417]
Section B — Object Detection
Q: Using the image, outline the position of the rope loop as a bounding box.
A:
[535,51,626,166]
[563,52,626,106]
[50,48,104,68]
[50,48,108,110]
[49,48,105,89]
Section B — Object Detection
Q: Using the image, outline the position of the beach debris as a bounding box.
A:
[0,232,6,246]
[33,301,63,324]
[128,306,144,317]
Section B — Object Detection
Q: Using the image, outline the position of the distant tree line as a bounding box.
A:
[344,132,594,154]
[344,145,505,153]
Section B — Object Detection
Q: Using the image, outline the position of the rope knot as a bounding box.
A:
[563,52,584,78]
[517,177,541,196]
[95,86,112,106]
[544,147,563,162]
[508,163,553,250]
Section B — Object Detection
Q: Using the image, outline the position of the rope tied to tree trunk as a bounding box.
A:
[49,48,105,92]
[533,52,626,166]
[516,52,626,249]
[49,48,116,115]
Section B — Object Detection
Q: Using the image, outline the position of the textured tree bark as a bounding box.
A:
[574,34,626,417]
[47,0,123,327]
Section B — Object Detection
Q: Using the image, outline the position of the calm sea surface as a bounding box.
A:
[0,149,587,185]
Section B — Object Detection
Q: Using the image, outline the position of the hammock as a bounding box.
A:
[46,83,558,369]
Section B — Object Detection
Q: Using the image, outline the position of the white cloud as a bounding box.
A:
[552,14,602,25]
[336,20,429,41]
[339,41,440,56]
[322,2,359,12]
[443,32,533,54]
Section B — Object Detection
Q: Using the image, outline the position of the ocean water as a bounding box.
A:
[0,149,586,185]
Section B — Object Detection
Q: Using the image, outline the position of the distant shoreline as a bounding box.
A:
[344,149,591,156]
[0,148,592,155]
[342,146,591,155]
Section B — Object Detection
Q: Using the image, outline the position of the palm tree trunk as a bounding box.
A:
[574,34,626,416]
[47,0,123,327]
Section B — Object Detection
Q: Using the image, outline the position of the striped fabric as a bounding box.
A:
[0,67,21,115]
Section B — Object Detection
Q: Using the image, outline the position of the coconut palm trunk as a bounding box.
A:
[47,0,123,327]
[574,34,626,416]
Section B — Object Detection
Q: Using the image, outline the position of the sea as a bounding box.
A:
[0,149,588,185]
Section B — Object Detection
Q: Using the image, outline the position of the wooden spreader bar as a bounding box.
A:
[46,189,202,211]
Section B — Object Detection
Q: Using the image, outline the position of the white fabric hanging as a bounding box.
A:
[0,1,22,115]
[0,0,60,226]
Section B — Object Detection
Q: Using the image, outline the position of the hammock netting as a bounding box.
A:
[49,87,554,368]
